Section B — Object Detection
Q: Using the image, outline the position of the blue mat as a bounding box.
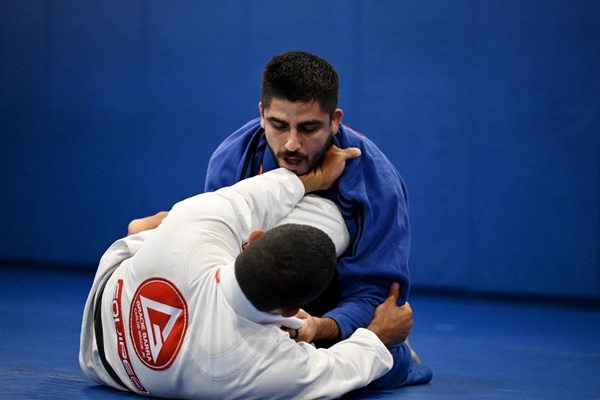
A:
[1,266,599,399]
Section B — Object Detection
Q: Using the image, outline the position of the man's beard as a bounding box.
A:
[273,136,333,173]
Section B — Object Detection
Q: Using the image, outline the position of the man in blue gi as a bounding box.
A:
[129,50,432,389]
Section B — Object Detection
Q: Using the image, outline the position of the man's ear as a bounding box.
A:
[258,102,265,129]
[331,108,344,135]
[248,229,265,245]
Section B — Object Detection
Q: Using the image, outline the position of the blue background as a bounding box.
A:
[1,1,599,300]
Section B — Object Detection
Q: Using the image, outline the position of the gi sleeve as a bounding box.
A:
[245,328,393,399]
[157,168,306,273]
[325,135,411,340]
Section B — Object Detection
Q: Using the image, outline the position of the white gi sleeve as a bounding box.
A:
[275,194,350,257]
[152,168,306,272]
[240,328,393,400]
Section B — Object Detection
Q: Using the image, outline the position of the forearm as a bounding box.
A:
[150,169,305,269]
[300,329,393,398]
[323,288,383,340]
[213,169,305,234]
[313,317,341,341]
[262,330,392,399]
[327,253,410,339]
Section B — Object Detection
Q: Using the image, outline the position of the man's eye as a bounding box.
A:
[300,126,319,134]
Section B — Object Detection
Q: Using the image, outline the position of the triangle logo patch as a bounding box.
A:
[130,277,188,370]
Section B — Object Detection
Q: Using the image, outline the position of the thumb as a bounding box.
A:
[386,282,400,303]
[339,146,361,161]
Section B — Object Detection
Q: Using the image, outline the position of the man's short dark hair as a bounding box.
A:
[235,223,337,313]
[261,50,340,118]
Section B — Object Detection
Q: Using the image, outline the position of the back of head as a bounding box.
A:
[235,224,337,313]
[261,50,340,118]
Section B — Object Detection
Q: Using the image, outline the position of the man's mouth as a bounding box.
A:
[283,157,304,166]
[279,151,308,169]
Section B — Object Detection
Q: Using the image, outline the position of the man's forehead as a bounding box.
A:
[264,99,330,123]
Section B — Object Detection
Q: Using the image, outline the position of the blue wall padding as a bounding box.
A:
[1,1,599,299]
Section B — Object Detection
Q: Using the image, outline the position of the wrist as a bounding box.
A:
[366,324,385,345]
[298,174,318,194]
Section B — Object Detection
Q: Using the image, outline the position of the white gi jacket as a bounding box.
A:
[80,168,392,399]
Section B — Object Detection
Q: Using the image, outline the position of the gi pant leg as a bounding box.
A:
[367,343,433,389]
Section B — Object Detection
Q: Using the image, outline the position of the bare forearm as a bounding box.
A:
[288,312,341,343]
[314,317,341,341]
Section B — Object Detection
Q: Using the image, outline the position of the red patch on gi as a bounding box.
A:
[129,277,188,371]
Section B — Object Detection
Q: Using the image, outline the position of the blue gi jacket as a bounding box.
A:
[205,118,411,340]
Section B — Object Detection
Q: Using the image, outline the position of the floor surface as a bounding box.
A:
[1,266,599,399]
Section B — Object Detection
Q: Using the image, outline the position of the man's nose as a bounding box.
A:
[285,130,301,152]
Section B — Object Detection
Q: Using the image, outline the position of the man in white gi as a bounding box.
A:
[79,145,415,399]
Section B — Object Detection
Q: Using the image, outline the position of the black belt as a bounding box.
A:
[93,277,127,390]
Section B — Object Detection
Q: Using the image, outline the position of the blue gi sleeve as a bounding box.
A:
[324,131,411,340]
